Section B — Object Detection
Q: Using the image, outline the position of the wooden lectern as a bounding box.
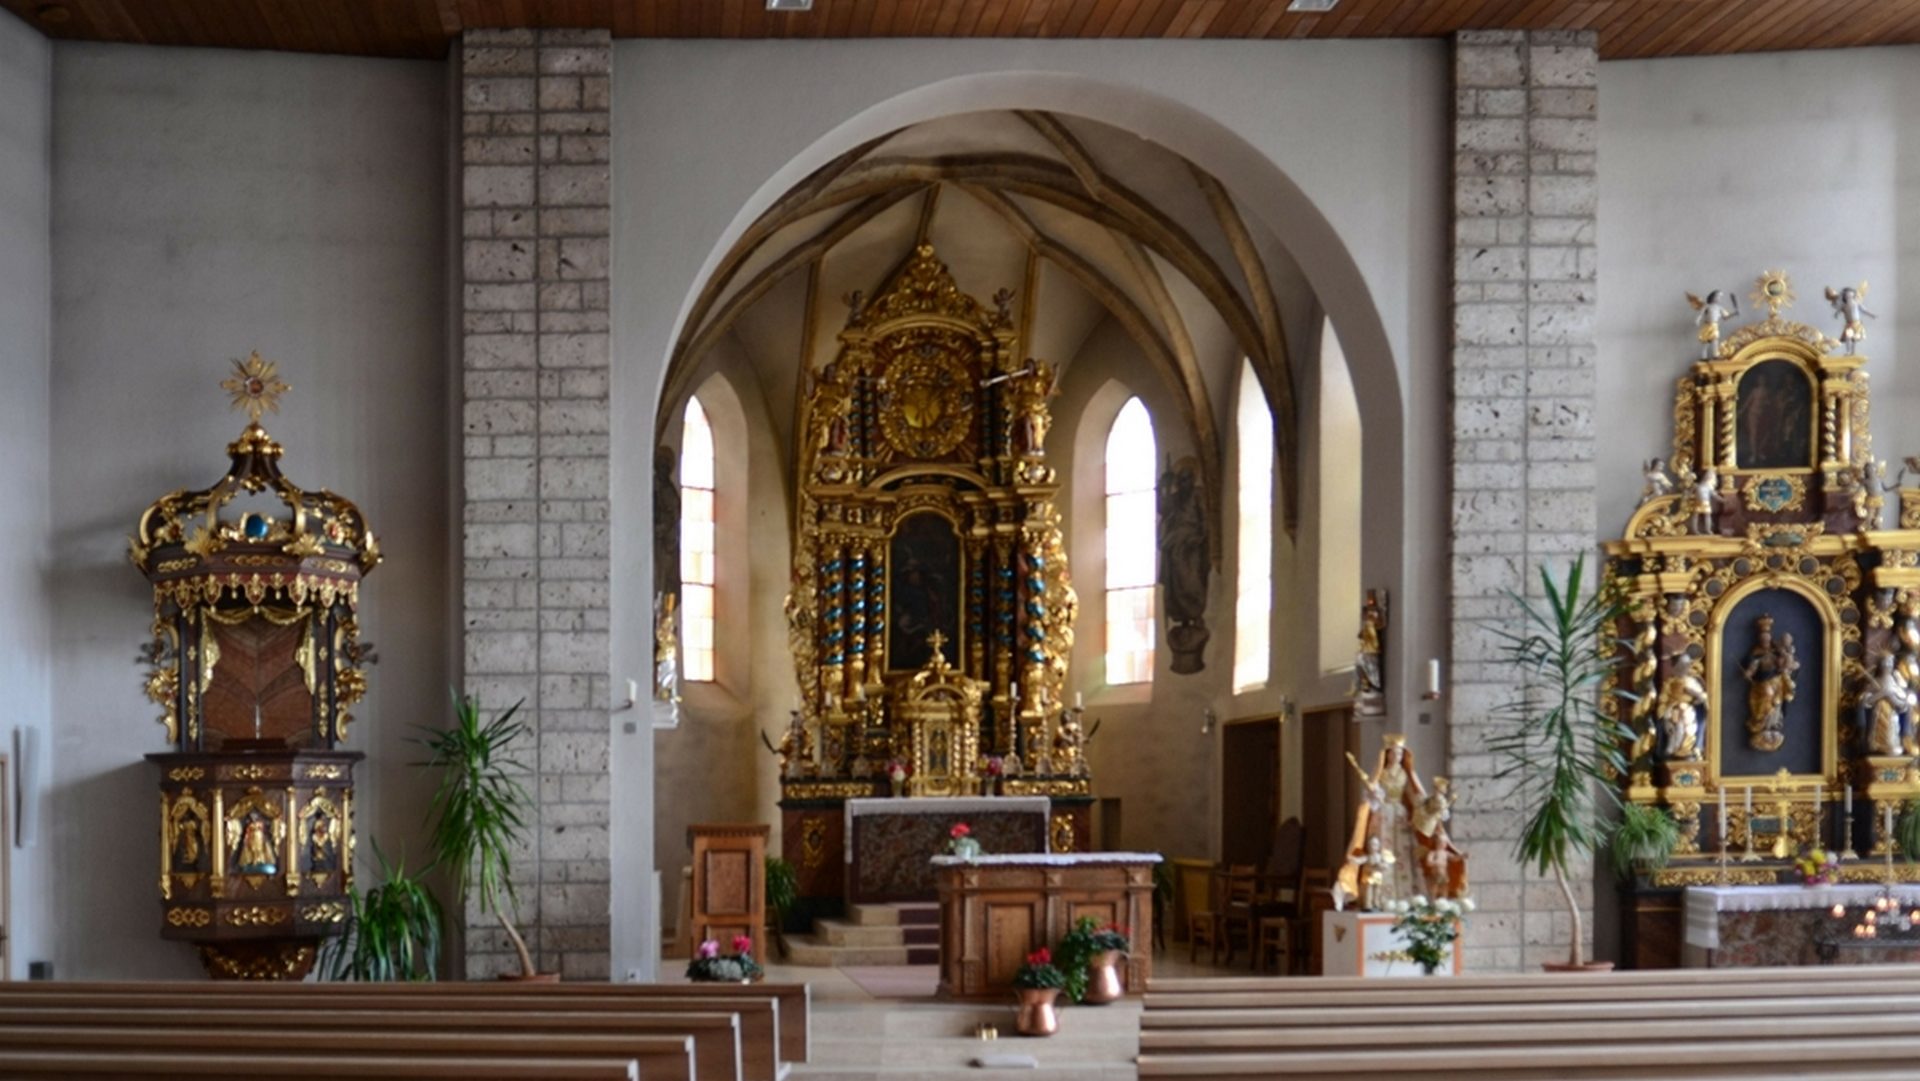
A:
[687,823,768,956]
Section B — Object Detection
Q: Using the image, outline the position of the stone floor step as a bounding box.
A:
[816,918,908,948]
[782,935,912,967]
[846,903,902,926]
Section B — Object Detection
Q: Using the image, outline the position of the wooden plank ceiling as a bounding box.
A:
[4,0,1918,60]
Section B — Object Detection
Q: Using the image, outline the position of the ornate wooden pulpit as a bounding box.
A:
[131,356,378,979]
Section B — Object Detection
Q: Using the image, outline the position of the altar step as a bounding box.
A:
[785,903,940,967]
[792,998,1139,1080]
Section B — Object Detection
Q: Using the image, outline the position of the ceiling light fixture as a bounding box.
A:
[767,0,813,11]
[1285,0,1339,12]
[35,2,72,23]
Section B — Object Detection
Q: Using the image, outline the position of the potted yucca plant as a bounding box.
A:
[315,845,444,981]
[420,693,547,980]
[1488,554,1629,971]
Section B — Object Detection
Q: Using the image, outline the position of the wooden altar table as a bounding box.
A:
[1684,884,1920,967]
[933,852,1158,998]
[845,797,1049,903]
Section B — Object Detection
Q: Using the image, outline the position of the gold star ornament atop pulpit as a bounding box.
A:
[220,352,290,423]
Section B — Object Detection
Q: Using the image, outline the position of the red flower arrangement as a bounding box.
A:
[950,822,972,839]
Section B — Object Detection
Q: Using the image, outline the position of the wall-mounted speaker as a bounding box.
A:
[13,726,36,848]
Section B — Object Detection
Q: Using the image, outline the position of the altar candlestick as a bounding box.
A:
[1846,784,1852,815]
[1744,786,1752,817]
[1074,691,1083,711]
[1885,804,1895,851]
[1718,787,1727,839]
[1010,681,1019,707]
[1426,659,1441,697]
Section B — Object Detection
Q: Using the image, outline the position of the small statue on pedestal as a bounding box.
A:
[1641,458,1674,503]
[1353,591,1388,716]
[774,710,814,779]
[1741,616,1797,754]
[1687,465,1719,535]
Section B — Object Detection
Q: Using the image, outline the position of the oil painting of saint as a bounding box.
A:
[1735,359,1813,471]
[889,513,961,671]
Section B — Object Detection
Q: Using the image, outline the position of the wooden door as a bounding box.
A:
[1219,717,1280,868]
[1300,703,1358,874]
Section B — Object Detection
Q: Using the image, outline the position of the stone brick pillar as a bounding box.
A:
[1448,29,1599,971]
[459,27,613,979]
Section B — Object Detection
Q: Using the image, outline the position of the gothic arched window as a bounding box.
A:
[1234,361,1273,692]
[1105,398,1157,685]
[680,396,717,683]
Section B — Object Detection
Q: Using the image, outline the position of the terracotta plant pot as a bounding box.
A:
[1015,987,1060,1036]
[1541,960,1615,973]
[1082,950,1124,1004]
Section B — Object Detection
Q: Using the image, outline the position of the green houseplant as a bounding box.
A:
[315,845,444,981]
[765,855,798,958]
[1488,554,1630,971]
[1610,802,1681,879]
[420,693,541,980]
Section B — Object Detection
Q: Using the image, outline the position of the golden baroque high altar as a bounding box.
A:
[1610,273,1920,967]
[130,356,377,979]
[778,245,1091,909]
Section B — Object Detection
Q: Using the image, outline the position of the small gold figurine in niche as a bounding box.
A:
[1741,615,1798,753]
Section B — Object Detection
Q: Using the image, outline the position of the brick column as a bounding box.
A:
[459,28,613,979]
[1448,29,1599,972]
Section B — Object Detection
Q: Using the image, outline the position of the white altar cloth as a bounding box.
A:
[1684,884,1920,949]
[930,852,1163,867]
[843,796,1049,859]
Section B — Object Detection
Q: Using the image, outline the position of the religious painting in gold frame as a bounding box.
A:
[1703,570,1843,788]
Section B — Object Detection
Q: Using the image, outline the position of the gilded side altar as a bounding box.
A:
[1612,273,1920,967]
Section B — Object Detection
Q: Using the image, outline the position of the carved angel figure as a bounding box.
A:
[1641,458,1674,503]
[775,709,815,779]
[1687,289,1739,359]
[1824,283,1875,355]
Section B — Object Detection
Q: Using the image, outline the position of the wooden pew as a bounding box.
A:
[0,1027,694,1081]
[1147,962,1915,993]
[1139,974,1920,1009]
[1141,991,1920,1029]
[0,987,777,1081]
[0,978,812,1068]
[1139,1035,1920,1078]
[0,1008,740,1081]
[0,1049,640,1080]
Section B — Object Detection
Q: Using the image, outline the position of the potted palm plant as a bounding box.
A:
[1610,802,1681,879]
[315,845,444,981]
[1488,554,1629,971]
[420,693,548,980]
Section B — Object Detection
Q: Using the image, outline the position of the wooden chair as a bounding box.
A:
[1255,916,1290,974]
[1210,864,1258,965]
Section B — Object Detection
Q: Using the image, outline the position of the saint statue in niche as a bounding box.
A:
[653,446,680,603]
[1353,591,1388,716]
[307,811,339,873]
[1659,653,1708,761]
[1862,653,1916,757]
[1735,360,1813,471]
[171,816,204,873]
[1741,615,1798,753]
[232,809,279,875]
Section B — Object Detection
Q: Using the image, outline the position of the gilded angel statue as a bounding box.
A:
[1641,458,1673,503]
[1686,289,1738,359]
[1824,283,1875,355]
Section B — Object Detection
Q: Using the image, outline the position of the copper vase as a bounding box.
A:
[1083,950,1124,1004]
[1015,987,1060,1036]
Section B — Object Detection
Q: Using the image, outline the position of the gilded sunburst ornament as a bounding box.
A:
[1751,270,1795,319]
[221,352,289,423]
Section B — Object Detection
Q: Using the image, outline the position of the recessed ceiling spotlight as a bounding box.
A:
[1285,0,1339,11]
[767,0,813,10]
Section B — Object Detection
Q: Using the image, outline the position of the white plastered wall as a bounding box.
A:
[611,39,1451,978]
[46,44,449,977]
[0,11,52,980]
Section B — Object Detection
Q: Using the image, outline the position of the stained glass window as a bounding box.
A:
[1105,398,1157,684]
[680,397,716,682]
[1234,362,1273,692]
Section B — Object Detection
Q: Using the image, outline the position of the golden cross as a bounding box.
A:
[926,631,947,652]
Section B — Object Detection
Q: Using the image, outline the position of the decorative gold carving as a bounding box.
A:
[197,942,315,980]
[301,764,344,780]
[1650,866,1782,888]
[781,782,876,801]
[877,332,976,460]
[225,905,290,928]
[800,816,828,871]
[1050,813,1076,853]
[227,764,273,781]
[165,907,212,928]
[849,243,996,329]
[1001,778,1094,797]
[221,352,289,423]
[166,767,204,782]
[299,901,346,923]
